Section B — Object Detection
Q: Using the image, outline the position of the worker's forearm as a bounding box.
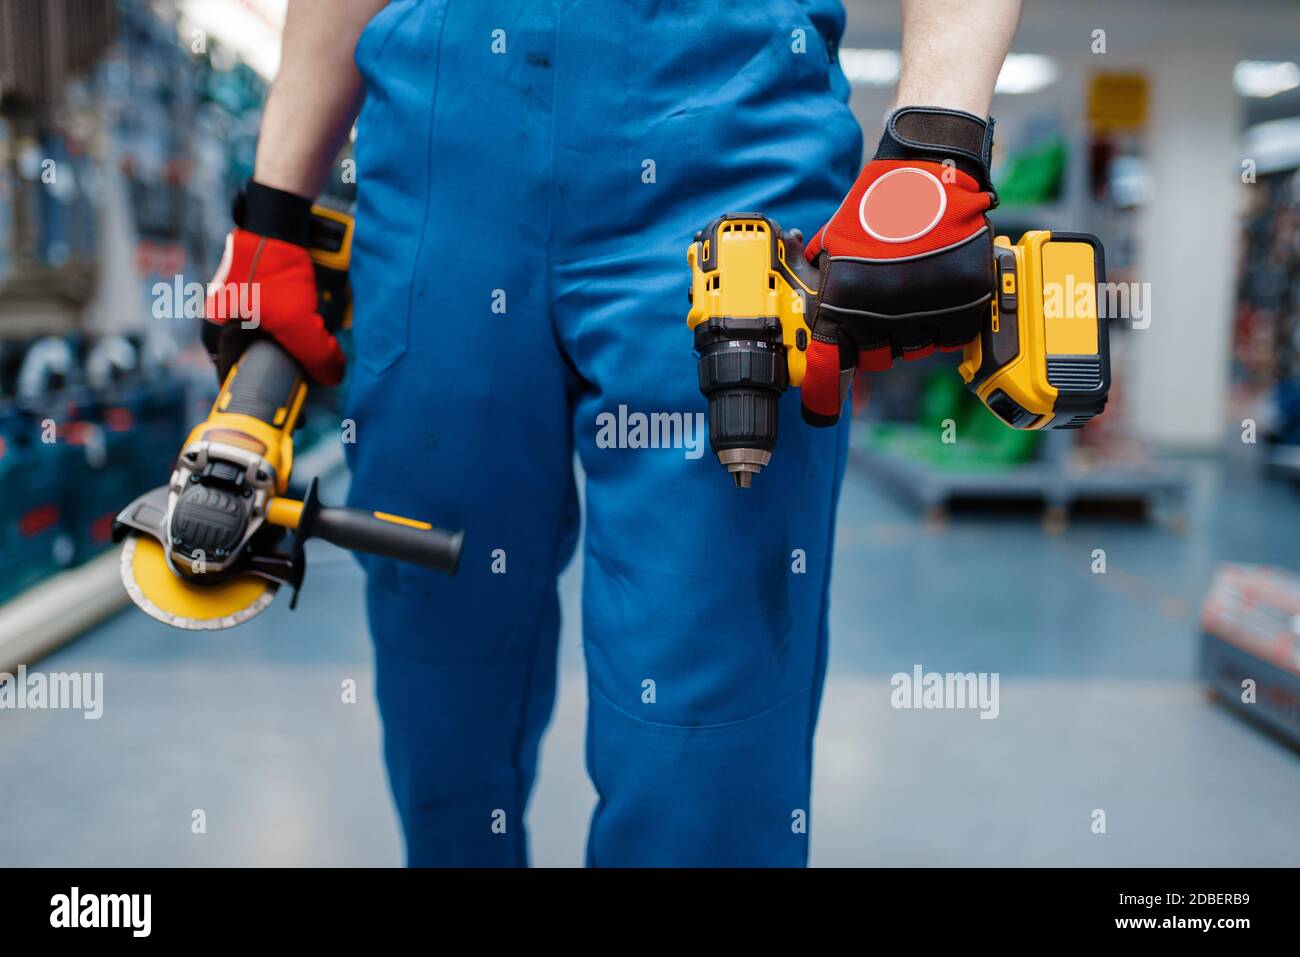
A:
[896,0,1023,116]
[253,0,388,197]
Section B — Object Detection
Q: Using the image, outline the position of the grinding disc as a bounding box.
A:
[120,534,277,631]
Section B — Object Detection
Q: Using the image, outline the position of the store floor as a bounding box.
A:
[3,454,1299,867]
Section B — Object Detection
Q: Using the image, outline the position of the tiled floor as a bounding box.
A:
[2,456,1298,866]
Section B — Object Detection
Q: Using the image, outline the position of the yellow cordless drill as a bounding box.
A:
[686,213,1109,487]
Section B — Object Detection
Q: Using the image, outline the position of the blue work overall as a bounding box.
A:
[345,0,861,865]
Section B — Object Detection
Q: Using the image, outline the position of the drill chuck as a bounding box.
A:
[693,316,787,488]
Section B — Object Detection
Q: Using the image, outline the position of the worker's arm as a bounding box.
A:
[204,0,386,386]
[800,0,1022,425]
[253,0,389,196]
[895,0,1022,115]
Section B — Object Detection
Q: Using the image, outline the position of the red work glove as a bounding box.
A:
[203,181,345,386]
[801,106,998,426]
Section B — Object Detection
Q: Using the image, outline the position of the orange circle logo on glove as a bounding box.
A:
[857,167,947,244]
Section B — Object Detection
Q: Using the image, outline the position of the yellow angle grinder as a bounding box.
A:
[686,213,1110,486]
[114,206,462,630]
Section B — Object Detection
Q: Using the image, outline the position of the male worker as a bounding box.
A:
[205,0,1023,865]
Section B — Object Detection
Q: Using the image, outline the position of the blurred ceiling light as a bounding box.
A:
[1234,60,1300,98]
[837,48,901,87]
[177,0,288,80]
[838,49,1058,95]
[994,54,1059,95]
[1242,118,1300,175]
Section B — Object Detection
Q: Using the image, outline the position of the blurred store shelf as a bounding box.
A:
[1200,563,1300,749]
[0,546,125,673]
[1266,443,1300,481]
[0,0,116,108]
[0,432,345,674]
[852,447,1190,530]
[848,376,1193,532]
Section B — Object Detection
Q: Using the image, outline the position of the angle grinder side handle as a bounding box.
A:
[266,493,463,577]
[310,507,463,575]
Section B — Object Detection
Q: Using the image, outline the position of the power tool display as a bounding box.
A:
[686,213,1110,486]
[115,206,462,630]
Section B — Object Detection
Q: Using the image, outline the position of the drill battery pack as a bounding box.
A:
[957,231,1110,430]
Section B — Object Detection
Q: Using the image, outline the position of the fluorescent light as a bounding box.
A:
[994,54,1059,95]
[177,0,288,80]
[1234,60,1300,98]
[838,49,1058,95]
[1243,117,1300,175]
[838,48,901,87]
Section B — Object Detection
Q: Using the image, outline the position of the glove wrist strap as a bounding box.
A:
[875,106,996,200]
[234,180,314,246]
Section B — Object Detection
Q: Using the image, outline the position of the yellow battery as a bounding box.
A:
[958,231,1109,430]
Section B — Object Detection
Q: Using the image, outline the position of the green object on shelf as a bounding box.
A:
[994,136,1067,207]
[857,370,1040,471]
